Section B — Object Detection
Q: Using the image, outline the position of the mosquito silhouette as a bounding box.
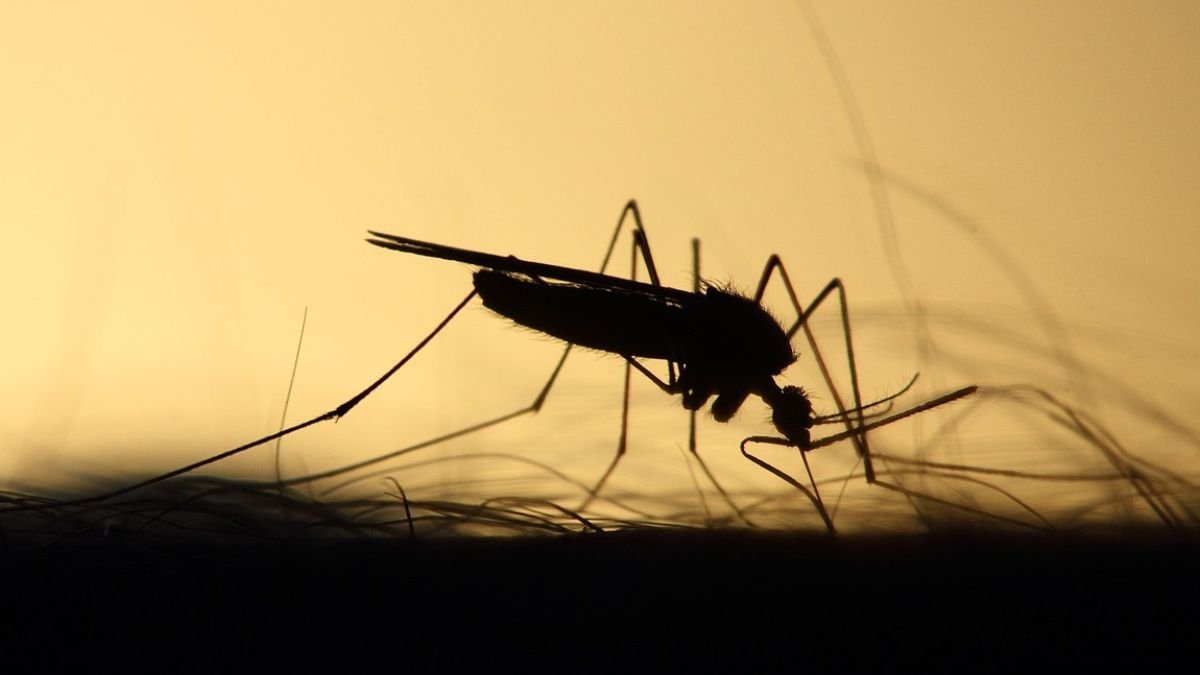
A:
[11,200,974,531]
[354,200,974,523]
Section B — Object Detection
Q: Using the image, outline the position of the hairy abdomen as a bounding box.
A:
[473,270,685,360]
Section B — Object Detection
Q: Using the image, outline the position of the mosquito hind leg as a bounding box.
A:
[24,288,481,510]
[334,291,478,418]
[253,204,665,509]
[280,202,677,516]
[441,201,673,433]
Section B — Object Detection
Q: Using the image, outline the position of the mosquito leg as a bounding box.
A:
[441,201,675,439]
[578,201,683,511]
[444,201,674,455]
[334,291,477,417]
[12,289,480,511]
[587,235,752,524]
[345,200,674,516]
[751,386,996,531]
[755,258,873,482]
[605,200,678,386]
[601,200,664,285]
[678,236,753,524]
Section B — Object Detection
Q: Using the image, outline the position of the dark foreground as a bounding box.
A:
[3,528,1196,671]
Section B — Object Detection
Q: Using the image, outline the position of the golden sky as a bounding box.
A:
[3,2,1197,528]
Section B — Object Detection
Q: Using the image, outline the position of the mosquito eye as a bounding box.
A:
[772,410,811,447]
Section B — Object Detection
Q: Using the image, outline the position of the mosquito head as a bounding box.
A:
[760,383,813,448]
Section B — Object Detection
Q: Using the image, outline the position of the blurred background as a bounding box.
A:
[2,1,1197,533]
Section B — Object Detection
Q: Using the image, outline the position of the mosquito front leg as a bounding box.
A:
[755,258,873,482]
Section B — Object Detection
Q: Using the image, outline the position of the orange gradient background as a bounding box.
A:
[3,2,1197,530]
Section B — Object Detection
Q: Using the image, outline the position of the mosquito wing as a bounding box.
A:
[366,231,695,302]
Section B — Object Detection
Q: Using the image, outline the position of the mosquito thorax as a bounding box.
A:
[694,287,796,379]
[760,383,813,448]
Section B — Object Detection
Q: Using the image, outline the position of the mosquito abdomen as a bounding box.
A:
[473,269,685,360]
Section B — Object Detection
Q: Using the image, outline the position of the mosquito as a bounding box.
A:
[356,200,975,524]
[12,200,975,530]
